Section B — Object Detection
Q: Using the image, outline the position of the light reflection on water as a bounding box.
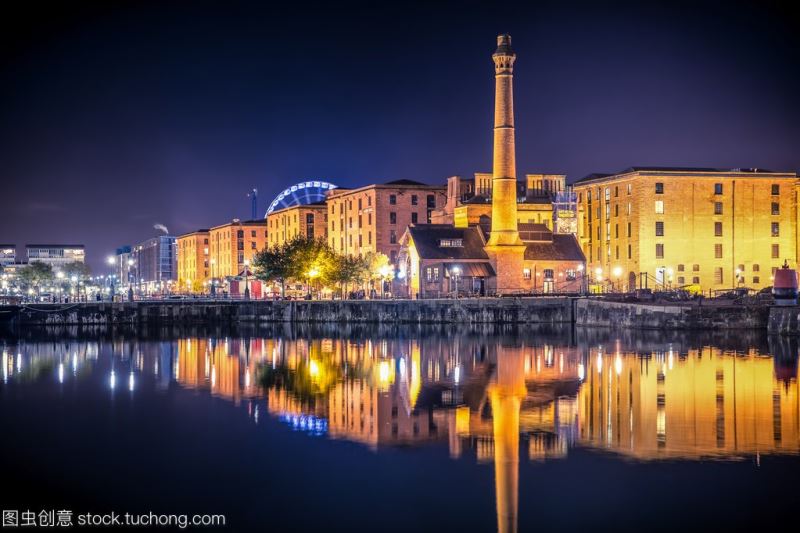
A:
[1,325,799,532]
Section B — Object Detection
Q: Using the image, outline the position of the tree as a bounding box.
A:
[252,242,294,297]
[17,261,54,288]
[61,261,91,279]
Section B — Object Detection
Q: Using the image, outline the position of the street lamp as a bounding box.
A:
[378,264,392,299]
[450,266,461,298]
[612,266,622,292]
[307,267,319,299]
[243,259,251,299]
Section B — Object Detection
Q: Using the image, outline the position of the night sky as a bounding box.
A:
[1,0,798,270]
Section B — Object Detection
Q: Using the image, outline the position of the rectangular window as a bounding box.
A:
[615,224,619,238]
[628,244,631,259]
[655,200,664,214]
[677,264,685,272]
[614,186,619,197]
[714,267,723,284]
[615,204,619,217]
[433,267,439,281]
[715,243,723,258]
[693,264,700,271]
[605,188,610,201]
[753,264,760,272]
[250,230,256,237]
[389,212,397,225]
[677,276,685,285]
[772,184,780,195]
[389,194,397,205]
[427,195,435,208]
[627,183,632,195]
[772,222,780,237]
[411,195,418,205]
[656,243,664,259]
[655,182,664,194]
[714,202,723,215]
[390,230,397,244]
[655,221,664,236]
[715,222,723,237]
[738,264,745,273]
[626,202,632,215]
[772,202,780,215]
[772,244,780,259]
[426,267,432,282]
[692,276,700,284]
[523,268,531,280]
[627,222,631,238]
[753,276,760,284]
[714,183,723,195]
[411,212,418,224]
[615,245,619,259]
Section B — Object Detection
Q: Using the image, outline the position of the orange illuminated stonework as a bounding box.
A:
[176,230,209,292]
[208,219,268,279]
[266,202,328,248]
[326,180,446,265]
[573,168,799,292]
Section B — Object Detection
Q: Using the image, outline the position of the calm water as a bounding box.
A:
[1,324,799,532]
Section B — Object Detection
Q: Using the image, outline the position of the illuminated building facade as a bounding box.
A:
[131,235,176,293]
[573,167,799,292]
[0,245,16,267]
[326,180,446,265]
[266,202,328,248]
[25,244,85,267]
[208,219,268,279]
[176,230,209,292]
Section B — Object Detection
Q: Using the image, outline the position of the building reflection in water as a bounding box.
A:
[2,329,798,533]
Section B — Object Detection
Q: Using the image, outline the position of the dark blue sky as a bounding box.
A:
[1,0,798,269]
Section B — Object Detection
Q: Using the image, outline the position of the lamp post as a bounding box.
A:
[450,266,461,298]
[612,266,623,293]
[106,256,117,301]
[378,265,392,299]
[307,268,319,299]
[243,259,251,300]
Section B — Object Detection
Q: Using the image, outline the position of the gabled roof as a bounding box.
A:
[407,224,489,260]
[524,234,585,262]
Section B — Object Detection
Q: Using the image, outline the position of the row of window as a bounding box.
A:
[654,243,782,260]
[333,211,424,231]
[588,198,781,225]
[582,182,782,203]
[336,193,437,213]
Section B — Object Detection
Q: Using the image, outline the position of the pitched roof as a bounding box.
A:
[524,234,585,262]
[407,225,489,260]
[573,167,788,184]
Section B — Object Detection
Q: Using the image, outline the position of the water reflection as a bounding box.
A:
[1,326,798,532]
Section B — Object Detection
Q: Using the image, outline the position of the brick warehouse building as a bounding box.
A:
[326,179,446,265]
[572,167,799,293]
[208,219,268,280]
[266,201,328,248]
[176,229,210,292]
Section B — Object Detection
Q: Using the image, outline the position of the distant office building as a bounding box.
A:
[26,244,85,268]
[132,236,176,293]
[176,230,210,292]
[266,202,327,248]
[114,246,135,288]
[0,245,16,267]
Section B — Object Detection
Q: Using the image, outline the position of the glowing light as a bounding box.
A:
[577,363,585,381]
[128,372,135,392]
[309,359,320,378]
[110,370,116,390]
[596,353,603,373]
[58,363,64,384]
[612,266,623,278]
[378,360,391,385]
[56,271,65,279]
[615,355,622,376]
[454,365,461,384]
[107,256,116,265]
